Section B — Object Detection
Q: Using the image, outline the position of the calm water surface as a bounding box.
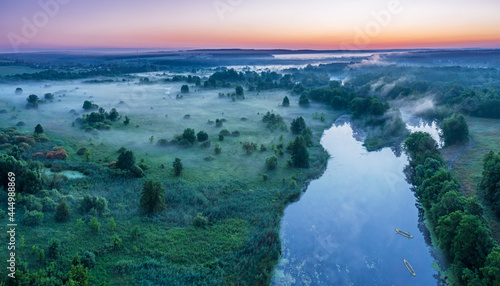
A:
[272,122,438,286]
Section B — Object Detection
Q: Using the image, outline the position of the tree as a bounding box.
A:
[214,143,222,154]
[89,217,101,234]
[182,128,196,144]
[282,96,290,107]
[15,87,23,94]
[82,100,97,110]
[181,85,190,93]
[140,179,166,214]
[235,86,244,97]
[441,114,469,146]
[291,136,309,168]
[47,239,60,259]
[116,150,135,170]
[481,246,500,285]
[299,94,310,107]
[108,217,116,231]
[26,94,39,108]
[173,158,183,176]
[291,117,307,135]
[123,115,130,125]
[55,201,70,223]
[34,124,44,134]
[266,155,278,170]
[108,108,119,121]
[451,214,494,269]
[197,131,209,142]
[67,265,89,286]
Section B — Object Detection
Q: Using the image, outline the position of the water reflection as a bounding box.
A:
[272,122,438,286]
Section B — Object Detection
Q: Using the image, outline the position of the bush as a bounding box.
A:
[81,251,96,268]
[109,217,116,231]
[181,85,190,93]
[34,124,44,134]
[266,156,278,170]
[182,128,196,144]
[173,158,183,176]
[140,180,166,214]
[219,129,230,136]
[42,197,57,212]
[47,239,60,259]
[55,201,70,222]
[197,131,209,142]
[112,234,123,249]
[282,96,290,107]
[89,217,101,233]
[299,94,310,107]
[214,143,222,154]
[193,213,208,228]
[22,210,44,226]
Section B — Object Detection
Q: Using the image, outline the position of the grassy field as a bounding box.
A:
[0,77,342,285]
[442,116,500,243]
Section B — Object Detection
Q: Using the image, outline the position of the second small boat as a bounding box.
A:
[404,259,416,276]
[395,229,413,238]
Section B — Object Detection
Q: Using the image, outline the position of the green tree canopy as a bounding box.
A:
[34,124,44,134]
[282,96,290,107]
[140,179,166,214]
[440,114,469,146]
[291,136,309,168]
[173,158,183,176]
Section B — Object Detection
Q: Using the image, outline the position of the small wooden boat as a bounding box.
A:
[395,229,413,238]
[404,259,416,276]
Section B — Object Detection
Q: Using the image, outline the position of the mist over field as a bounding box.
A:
[0,48,499,285]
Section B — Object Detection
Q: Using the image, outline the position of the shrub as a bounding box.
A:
[219,129,230,136]
[112,234,123,249]
[182,128,196,144]
[197,131,209,142]
[266,156,278,170]
[282,96,290,107]
[89,217,101,233]
[22,210,44,226]
[109,217,116,231]
[181,85,190,93]
[34,124,44,134]
[47,239,60,259]
[55,201,70,222]
[42,197,57,212]
[193,213,208,228]
[140,180,166,214]
[214,143,222,154]
[46,147,68,160]
[157,139,169,146]
[130,226,140,239]
[81,251,96,268]
[173,158,183,177]
[299,94,310,107]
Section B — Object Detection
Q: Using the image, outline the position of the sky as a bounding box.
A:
[0,0,499,52]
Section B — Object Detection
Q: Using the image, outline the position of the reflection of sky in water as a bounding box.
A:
[407,120,443,147]
[273,123,438,286]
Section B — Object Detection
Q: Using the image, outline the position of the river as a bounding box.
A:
[272,120,439,286]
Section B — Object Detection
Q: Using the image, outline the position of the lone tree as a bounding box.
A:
[173,158,183,176]
[197,131,209,142]
[291,136,310,168]
[140,179,166,214]
[235,86,244,97]
[34,124,44,134]
[181,85,190,93]
[291,116,306,135]
[123,116,130,125]
[26,94,39,108]
[282,96,290,107]
[116,149,135,170]
[55,201,70,223]
[299,94,310,107]
[82,100,98,110]
[440,114,469,146]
